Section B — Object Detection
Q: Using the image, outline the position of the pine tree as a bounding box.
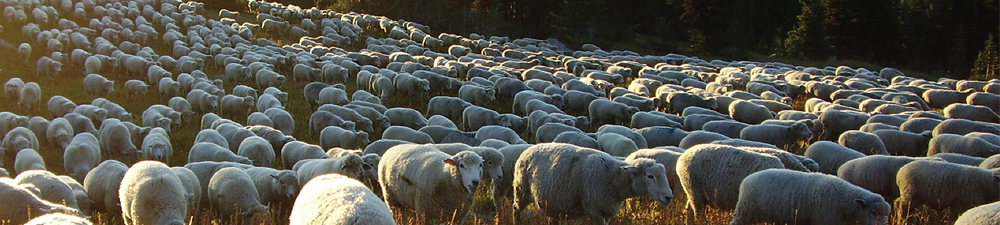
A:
[971,33,999,81]
[780,0,829,60]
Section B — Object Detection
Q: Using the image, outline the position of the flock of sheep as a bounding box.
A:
[0,0,998,224]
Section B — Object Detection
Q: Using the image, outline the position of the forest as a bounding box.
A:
[209,0,1000,80]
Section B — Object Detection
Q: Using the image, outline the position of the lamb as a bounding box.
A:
[943,103,1000,123]
[2,127,40,159]
[63,133,100,182]
[676,144,786,223]
[384,107,428,130]
[380,144,483,224]
[463,105,511,131]
[207,167,269,222]
[729,169,891,225]
[15,148,45,174]
[954,201,1000,225]
[588,98,639,126]
[187,142,253,165]
[289,174,395,224]
[837,155,920,201]
[0,176,80,224]
[838,130,888,155]
[926,133,1000,158]
[14,170,80,211]
[294,154,366,185]
[739,122,812,150]
[18,82,41,110]
[46,117,74,149]
[896,159,1000,214]
[512,143,671,224]
[237,136,275,167]
[319,126,370,149]
[243,167,299,209]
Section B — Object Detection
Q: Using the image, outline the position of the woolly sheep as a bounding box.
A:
[729,169,891,225]
[838,130,888,155]
[23,212,92,225]
[728,100,773,124]
[289,174,396,225]
[247,112,273,127]
[47,117,74,149]
[981,154,1000,169]
[220,95,255,118]
[244,167,299,208]
[55,175,92,218]
[0,177,80,224]
[280,141,329,170]
[140,128,171,162]
[182,161,255,208]
[954,200,1000,225]
[636,126,689,148]
[237,136,275,167]
[426,96,471,122]
[187,89,219,114]
[933,118,1000,136]
[167,167,201,210]
[187,142,252,165]
[896,159,1000,214]
[83,74,114,98]
[943,103,1000,123]
[317,104,373,134]
[512,143,671,224]
[588,98,639,126]
[819,109,869,140]
[802,141,865,174]
[14,170,79,211]
[309,110,355,137]
[319,126,370,149]
[317,86,349,106]
[123,80,148,95]
[98,119,139,164]
[926,133,1000,158]
[63,133,100,182]
[47,95,77,118]
[930,153,987,166]
[739,122,812,150]
[922,89,973,109]
[384,107,427,130]
[630,111,682,129]
[463,105,511,131]
[427,115,458,129]
[837,155,919,201]
[15,148,45,174]
[626,149,684,198]
[701,120,749,138]
[474,125,526,145]
[36,56,63,78]
[263,108,295,136]
[18,82,41,110]
[676,144,786,223]
[2,127,40,159]
[870,129,933,156]
[380,144,483,224]
[294,154,366,186]
[552,131,601,149]
[208,167,269,222]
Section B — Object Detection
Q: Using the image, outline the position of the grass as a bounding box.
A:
[0,1,967,225]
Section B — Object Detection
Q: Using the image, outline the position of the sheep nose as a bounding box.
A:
[471,180,480,187]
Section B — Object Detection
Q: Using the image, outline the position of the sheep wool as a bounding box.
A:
[379,144,483,224]
[289,174,396,225]
[730,169,891,225]
[677,144,786,224]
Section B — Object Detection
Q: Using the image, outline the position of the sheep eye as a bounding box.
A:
[459,164,465,169]
[646,175,654,179]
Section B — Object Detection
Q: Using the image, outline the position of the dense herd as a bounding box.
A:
[0,0,998,224]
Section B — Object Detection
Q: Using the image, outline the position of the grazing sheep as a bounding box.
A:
[384,107,428,130]
[187,142,252,165]
[289,174,396,225]
[243,167,299,208]
[932,118,1000,136]
[0,177,80,225]
[803,141,866,174]
[380,144,483,224]
[930,153,987,166]
[636,126,689,148]
[264,108,296,136]
[462,105,511,131]
[13,170,79,213]
[819,109,869,140]
[981,154,1000,169]
[83,74,114,98]
[474,125,526,145]
[626,149,684,198]
[944,103,1000,123]
[47,95,77,118]
[319,126,370,149]
[701,120,749,138]
[294,154,366,187]
[140,128,172,163]
[23,212,92,225]
[896,159,1000,214]
[872,130,933,157]
[220,95,256,118]
[63,133,100,182]
[14,148,45,174]
[36,56,63,78]
[2,127,40,160]
[208,167,269,222]
[954,201,1000,225]
[512,143,671,224]
[838,130,888,155]
[459,84,497,107]
[18,82,41,110]
[46,117,74,149]
[926,133,1000,158]
[729,169,891,225]
[588,98,639,126]
[552,131,601,149]
[837,155,920,201]
[168,167,201,210]
[123,80,149,96]
[729,100,774,124]
[677,144,786,223]
[739,122,812,150]
[237,136,275,167]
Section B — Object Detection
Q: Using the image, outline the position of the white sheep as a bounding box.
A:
[187,142,253,165]
[2,126,40,160]
[289,174,396,225]
[18,82,41,110]
[55,175,92,218]
[319,126,370,149]
[169,167,201,210]
[954,201,1000,225]
[428,143,505,183]
[739,122,812,150]
[14,148,45,174]
[932,118,1000,136]
[23,212,92,225]
[83,74,114,98]
[123,80,149,95]
[140,128,172,162]
[208,167,269,222]
[943,103,1000,123]
[729,100,773,124]
[677,144,786,223]
[0,177,80,224]
[280,141,330,170]
[982,154,1000,169]
[119,161,188,225]
[803,140,866,175]
[379,144,483,224]
[18,43,31,65]
[294,154,365,185]
[872,130,933,156]
[5,77,25,103]
[14,170,79,210]
[838,130,888,155]
[384,107,428,130]
[896,159,1000,214]
[244,167,299,208]
[837,155,920,201]
[63,133,100,182]
[47,95,77,118]
[220,94,256,118]
[729,169,891,225]
[237,136,275,167]
[926,133,1000,158]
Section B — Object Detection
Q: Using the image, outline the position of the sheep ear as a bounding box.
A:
[621,166,639,174]
[362,164,374,171]
[270,174,278,180]
[854,199,867,208]
[443,158,457,166]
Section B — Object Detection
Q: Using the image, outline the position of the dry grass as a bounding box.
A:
[0,2,962,225]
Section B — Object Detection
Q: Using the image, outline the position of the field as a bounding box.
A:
[0,0,971,224]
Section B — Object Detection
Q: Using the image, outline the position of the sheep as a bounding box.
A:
[384,107,427,130]
[802,141,866,174]
[167,166,201,210]
[243,167,299,209]
[187,142,252,165]
[981,154,1000,169]
[552,131,601,149]
[728,100,774,124]
[23,212,92,225]
[636,126,689,148]
[626,149,684,198]
[55,175,92,218]
[255,69,287,88]
[280,141,330,170]
[954,201,1000,225]
[930,153,987,166]
[44,98,75,118]
[380,144,483,224]
[0,177,80,224]
[167,97,196,123]
[463,105,511,131]
[381,125,433,144]
[14,148,45,174]
[14,170,80,211]
[2,127,40,160]
[512,143,671,224]
[319,126,370,149]
[676,144,786,223]
[943,103,1000,123]
[294,154,366,186]
[289,174,395,224]
[896,159,1000,215]
[140,128,171,163]
[82,74,114,98]
[237,136,275,167]
[123,80,149,95]
[36,56,63,78]
[264,108,296,136]
[837,155,920,201]
[63,133,100,182]
[933,118,1000,136]
[5,78,24,103]
[317,86,350,106]
[309,110,355,137]
[873,130,933,157]
[219,95,255,118]
[837,130,888,155]
[630,111,682,129]
[819,109,870,140]
[588,98,639,127]
[46,117,74,149]
[701,120,749,138]
[182,161,255,208]
[729,169,891,225]
[922,89,974,109]
[27,116,48,144]
[428,143,505,183]
[208,167,269,222]
[187,89,219,114]
[317,104,374,134]
[739,122,812,150]
[926,133,1000,158]
[393,72,431,96]
[247,112,273,127]
[18,82,41,110]
[428,115,458,129]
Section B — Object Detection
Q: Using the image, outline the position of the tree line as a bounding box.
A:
[255,0,999,80]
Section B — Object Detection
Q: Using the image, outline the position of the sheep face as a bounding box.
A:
[446,151,483,193]
[271,171,299,200]
[626,159,672,206]
[851,196,892,225]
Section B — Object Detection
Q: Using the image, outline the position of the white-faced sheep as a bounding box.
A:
[729,169,891,225]
[18,82,41,110]
[819,109,870,140]
[244,167,299,208]
[208,167,269,222]
[588,98,639,126]
[0,177,80,224]
[803,141,866,175]
[379,144,483,224]
[293,154,366,186]
[512,143,671,224]
[838,130,888,155]
[738,122,812,150]
[729,100,774,124]
[2,126,40,159]
[896,159,1000,215]
[626,149,684,198]
[837,155,920,202]
[926,133,1000,158]
[943,103,1000,123]
[119,161,188,225]
[319,126,370,149]
[280,141,330,170]
[13,170,80,212]
[677,144,786,224]
[428,143,505,183]
[237,136,275,167]
[289,174,396,225]
[169,167,201,210]
[932,118,1000,136]
[15,148,46,174]
[187,142,253,165]
[63,133,100,182]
